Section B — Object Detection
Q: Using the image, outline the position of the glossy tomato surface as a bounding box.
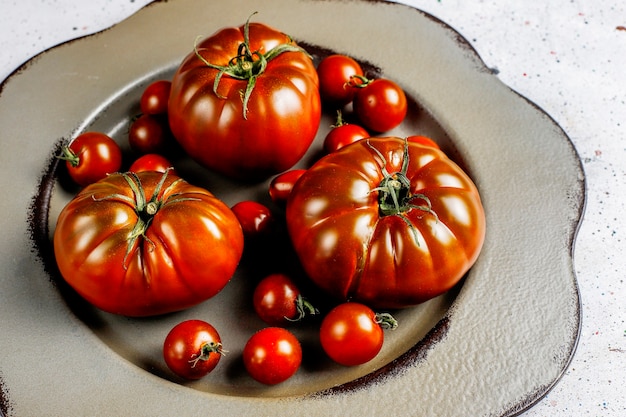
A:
[319,302,384,366]
[286,137,486,309]
[168,21,321,180]
[61,131,122,186]
[242,327,302,385]
[53,170,244,316]
[163,320,224,380]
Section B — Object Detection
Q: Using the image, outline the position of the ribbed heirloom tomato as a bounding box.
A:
[168,17,321,180]
[286,137,486,309]
[53,170,244,316]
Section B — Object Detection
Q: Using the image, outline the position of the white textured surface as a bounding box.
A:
[0,0,624,416]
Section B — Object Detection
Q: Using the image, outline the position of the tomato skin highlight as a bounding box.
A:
[128,114,171,155]
[168,22,321,180]
[53,170,244,316]
[62,131,122,186]
[324,123,369,154]
[252,273,316,325]
[286,137,486,309]
[140,80,171,115]
[243,327,302,385]
[268,169,307,206]
[231,200,273,237]
[163,320,224,380]
[320,302,384,366]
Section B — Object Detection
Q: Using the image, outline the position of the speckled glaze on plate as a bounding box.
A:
[0,0,584,416]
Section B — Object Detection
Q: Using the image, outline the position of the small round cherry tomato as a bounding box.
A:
[59,131,123,186]
[128,114,171,154]
[242,327,302,385]
[269,169,307,206]
[128,153,176,174]
[407,135,440,149]
[351,77,407,132]
[317,54,364,106]
[140,80,172,115]
[163,320,224,380]
[319,302,397,366]
[231,200,273,236]
[323,111,369,153]
[253,273,318,326]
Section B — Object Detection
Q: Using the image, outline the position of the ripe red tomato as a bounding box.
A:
[242,327,302,385]
[128,114,171,154]
[128,153,175,174]
[231,200,273,237]
[268,169,307,206]
[53,170,244,316]
[168,19,321,180]
[323,111,369,153]
[140,80,171,115]
[317,54,364,106]
[253,273,318,326]
[60,131,122,186]
[351,77,407,132]
[163,320,224,380]
[320,302,396,366]
[286,137,486,309]
[407,135,440,149]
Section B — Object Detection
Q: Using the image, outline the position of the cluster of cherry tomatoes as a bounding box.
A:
[55,53,412,384]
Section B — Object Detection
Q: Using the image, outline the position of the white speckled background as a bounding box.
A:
[1,0,624,415]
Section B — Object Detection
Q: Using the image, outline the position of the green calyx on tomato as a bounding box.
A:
[374,312,399,330]
[189,341,226,368]
[93,168,199,266]
[193,12,309,119]
[368,139,438,243]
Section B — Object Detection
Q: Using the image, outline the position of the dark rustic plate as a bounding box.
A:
[0,0,584,416]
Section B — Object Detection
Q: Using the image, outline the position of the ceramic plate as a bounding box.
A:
[0,0,585,416]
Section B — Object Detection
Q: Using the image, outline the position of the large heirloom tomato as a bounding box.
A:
[168,18,321,180]
[286,137,486,309]
[53,170,244,316]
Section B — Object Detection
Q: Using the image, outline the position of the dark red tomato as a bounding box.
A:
[323,111,369,154]
[53,170,244,316]
[128,153,176,174]
[60,131,122,187]
[253,273,318,326]
[168,19,321,180]
[407,135,440,149]
[316,54,364,106]
[128,114,171,154]
[286,137,486,309]
[320,302,396,366]
[268,169,307,206]
[163,320,224,380]
[140,80,172,115]
[231,200,273,236]
[351,77,407,132]
[242,327,302,385]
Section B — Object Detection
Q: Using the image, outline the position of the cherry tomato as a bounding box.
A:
[140,80,172,115]
[128,153,176,174]
[59,131,123,187]
[128,114,171,155]
[243,327,302,385]
[317,54,364,106]
[407,135,440,149]
[253,273,318,326]
[319,302,396,366]
[351,77,407,132]
[323,111,369,153]
[231,200,273,237]
[268,169,307,206]
[163,320,224,380]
